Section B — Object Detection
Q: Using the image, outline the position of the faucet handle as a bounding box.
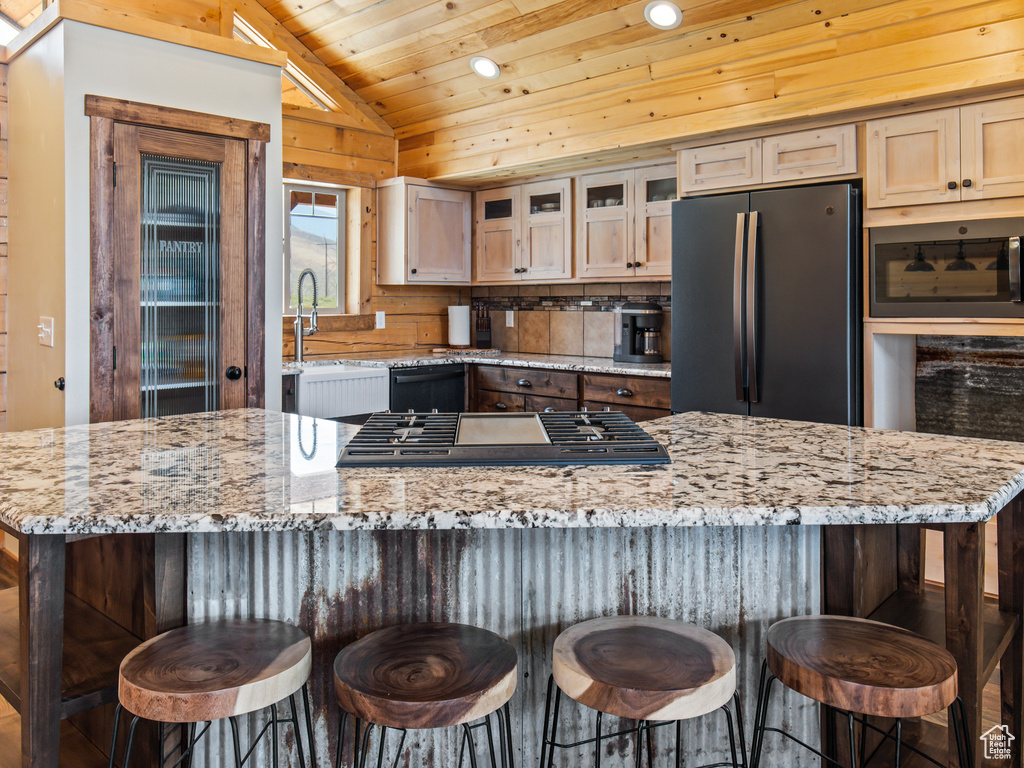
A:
[309,306,319,333]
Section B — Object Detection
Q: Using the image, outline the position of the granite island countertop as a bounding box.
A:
[2,409,1024,535]
[282,352,671,378]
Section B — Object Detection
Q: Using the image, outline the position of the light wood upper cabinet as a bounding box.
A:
[960,97,1024,201]
[679,139,761,194]
[577,170,634,280]
[866,109,961,208]
[632,164,676,279]
[867,97,1024,208]
[473,180,571,283]
[522,179,572,281]
[763,125,856,184]
[475,187,520,283]
[378,177,472,285]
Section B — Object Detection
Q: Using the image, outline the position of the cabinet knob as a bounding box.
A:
[963,179,973,188]
[495,401,508,410]
[517,378,532,387]
[226,366,243,381]
[410,268,418,274]
[54,377,65,391]
[616,388,634,397]
[947,181,958,190]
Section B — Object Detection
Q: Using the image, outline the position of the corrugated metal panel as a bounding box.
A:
[187,526,818,767]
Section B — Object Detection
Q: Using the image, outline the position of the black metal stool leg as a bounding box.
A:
[107,703,124,768]
[893,718,902,768]
[721,703,740,768]
[645,719,654,768]
[374,725,388,768]
[390,730,407,768]
[357,722,375,768]
[495,707,509,768]
[335,711,349,768]
[229,716,244,768]
[271,703,280,768]
[503,702,514,768]
[302,684,317,768]
[594,710,603,768]
[545,682,563,768]
[288,693,307,768]
[732,692,748,768]
[950,697,973,768]
[539,676,554,768]
[462,722,480,768]
[675,719,682,768]
[633,720,646,768]
[484,714,499,768]
[121,716,142,768]
[847,712,858,768]
[750,662,777,768]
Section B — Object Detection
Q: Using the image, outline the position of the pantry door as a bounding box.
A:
[107,123,248,419]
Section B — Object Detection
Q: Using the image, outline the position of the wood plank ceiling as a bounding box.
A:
[257,0,1024,181]
[5,0,1024,182]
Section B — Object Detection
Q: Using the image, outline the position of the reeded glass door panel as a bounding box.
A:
[140,155,221,418]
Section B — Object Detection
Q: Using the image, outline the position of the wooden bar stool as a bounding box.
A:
[333,622,518,768]
[108,618,315,768]
[750,615,972,768]
[540,615,744,768]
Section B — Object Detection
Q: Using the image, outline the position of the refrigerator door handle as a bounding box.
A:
[733,212,747,401]
[746,210,760,403]
[1010,236,1021,302]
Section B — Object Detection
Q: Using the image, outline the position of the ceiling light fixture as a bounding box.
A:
[470,56,501,79]
[644,0,682,30]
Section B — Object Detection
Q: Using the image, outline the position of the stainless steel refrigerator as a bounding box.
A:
[670,182,861,426]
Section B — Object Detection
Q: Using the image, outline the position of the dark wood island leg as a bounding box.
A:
[18,534,65,768]
[999,493,1024,767]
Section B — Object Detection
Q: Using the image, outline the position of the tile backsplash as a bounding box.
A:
[471,283,671,359]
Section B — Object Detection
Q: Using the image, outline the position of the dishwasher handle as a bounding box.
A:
[393,370,465,385]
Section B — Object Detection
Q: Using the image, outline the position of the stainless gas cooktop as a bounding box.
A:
[336,411,671,467]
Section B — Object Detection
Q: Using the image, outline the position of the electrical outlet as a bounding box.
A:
[506,310,514,328]
[375,310,386,329]
[37,317,54,347]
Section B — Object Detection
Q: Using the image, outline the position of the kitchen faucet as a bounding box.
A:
[294,268,319,363]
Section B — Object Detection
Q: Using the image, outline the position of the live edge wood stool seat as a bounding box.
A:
[333,622,518,768]
[750,616,971,768]
[108,619,316,768]
[540,615,744,768]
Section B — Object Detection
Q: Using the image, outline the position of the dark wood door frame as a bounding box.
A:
[87,94,268,422]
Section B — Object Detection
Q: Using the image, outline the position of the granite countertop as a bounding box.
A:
[2,409,1023,535]
[282,352,672,378]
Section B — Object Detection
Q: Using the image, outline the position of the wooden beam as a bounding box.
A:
[85,95,271,142]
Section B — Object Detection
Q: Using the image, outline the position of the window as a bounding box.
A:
[284,183,346,312]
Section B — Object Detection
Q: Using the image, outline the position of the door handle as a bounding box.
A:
[1010,236,1021,303]
[746,211,760,403]
[226,366,243,381]
[733,213,746,401]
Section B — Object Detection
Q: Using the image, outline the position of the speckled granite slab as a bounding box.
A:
[2,409,1023,535]
[282,352,671,378]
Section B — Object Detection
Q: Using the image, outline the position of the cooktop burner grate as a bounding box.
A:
[336,411,671,467]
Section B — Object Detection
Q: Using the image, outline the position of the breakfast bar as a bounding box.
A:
[2,409,1024,767]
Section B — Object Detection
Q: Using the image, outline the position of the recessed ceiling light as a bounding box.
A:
[470,56,501,79]
[644,0,682,30]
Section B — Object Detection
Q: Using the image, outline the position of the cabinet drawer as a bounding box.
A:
[475,366,578,398]
[583,401,671,423]
[582,374,671,410]
[525,394,577,413]
[475,389,525,412]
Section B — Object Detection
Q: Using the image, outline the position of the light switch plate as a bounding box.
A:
[38,316,54,347]
[506,310,514,328]
[375,310,386,329]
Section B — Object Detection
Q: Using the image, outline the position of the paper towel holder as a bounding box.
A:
[448,290,471,348]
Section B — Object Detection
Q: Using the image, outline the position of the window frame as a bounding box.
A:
[283,181,347,315]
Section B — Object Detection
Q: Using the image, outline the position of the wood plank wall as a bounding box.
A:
[395,0,1024,181]
[0,63,7,431]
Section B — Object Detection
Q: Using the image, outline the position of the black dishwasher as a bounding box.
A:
[389,364,466,413]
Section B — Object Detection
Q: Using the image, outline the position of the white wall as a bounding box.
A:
[9,20,283,428]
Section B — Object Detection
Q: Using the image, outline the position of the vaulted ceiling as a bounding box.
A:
[4,0,1024,182]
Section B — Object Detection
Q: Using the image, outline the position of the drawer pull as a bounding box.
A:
[616,388,634,397]
[495,402,508,410]
[517,379,532,387]
[543,407,556,413]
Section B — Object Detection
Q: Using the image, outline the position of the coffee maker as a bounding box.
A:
[613,302,664,363]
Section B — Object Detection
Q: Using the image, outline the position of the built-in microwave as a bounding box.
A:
[870,218,1023,318]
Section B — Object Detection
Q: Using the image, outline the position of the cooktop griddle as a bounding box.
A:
[336,411,671,467]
